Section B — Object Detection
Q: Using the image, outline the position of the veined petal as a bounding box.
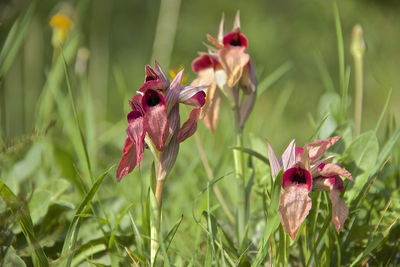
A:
[207,34,224,49]
[267,141,282,179]
[282,165,312,193]
[239,60,257,94]
[192,54,220,73]
[330,189,349,233]
[306,136,341,162]
[318,163,353,182]
[178,86,208,104]
[158,132,179,181]
[139,65,167,92]
[281,139,296,171]
[116,137,137,182]
[154,60,170,88]
[142,89,169,152]
[279,185,312,240]
[239,89,256,128]
[127,111,146,168]
[177,107,201,143]
[218,46,250,88]
[218,13,225,43]
[201,83,221,133]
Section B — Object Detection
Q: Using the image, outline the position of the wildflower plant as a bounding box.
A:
[1,2,400,267]
[191,11,257,244]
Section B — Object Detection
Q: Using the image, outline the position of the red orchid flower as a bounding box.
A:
[116,62,207,181]
[267,136,353,240]
[191,11,257,133]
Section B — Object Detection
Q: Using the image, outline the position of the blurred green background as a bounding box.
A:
[0,0,400,264]
[1,0,399,144]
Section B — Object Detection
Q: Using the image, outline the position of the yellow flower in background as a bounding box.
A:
[50,12,73,46]
[169,65,187,86]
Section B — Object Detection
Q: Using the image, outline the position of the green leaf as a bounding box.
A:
[3,246,26,267]
[0,181,49,267]
[344,131,379,201]
[60,165,114,267]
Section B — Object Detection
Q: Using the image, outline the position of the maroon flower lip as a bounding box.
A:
[282,166,312,193]
[223,32,248,49]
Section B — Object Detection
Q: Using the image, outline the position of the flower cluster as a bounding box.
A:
[268,136,353,240]
[116,62,207,181]
[191,11,257,133]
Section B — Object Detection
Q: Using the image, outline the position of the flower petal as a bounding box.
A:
[116,137,137,182]
[279,185,312,240]
[318,163,353,182]
[330,189,349,233]
[222,32,248,49]
[267,141,282,179]
[201,83,221,133]
[138,65,167,92]
[239,60,257,94]
[306,136,341,162]
[192,54,220,73]
[126,111,146,168]
[177,107,201,143]
[218,46,250,88]
[281,139,296,171]
[239,89,256,128]
[218,13,225,43]
[282,166,312,193]
[142,89,169,152]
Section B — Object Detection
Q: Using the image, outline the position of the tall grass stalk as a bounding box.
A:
[351,24,366,137]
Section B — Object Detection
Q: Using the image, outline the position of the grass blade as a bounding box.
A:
[0,3,36,76]
[61,50,93,181]
[60,165,114,267]
[231,147,269,165]
[0,181,49,267]
[258,61,293,96]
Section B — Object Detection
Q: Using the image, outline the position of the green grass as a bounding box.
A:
[1,0,400,266]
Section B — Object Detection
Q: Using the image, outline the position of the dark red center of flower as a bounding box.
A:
[223,32,248,48]
[230,35,242,46]
[292,169,307,184]
[146,91,161,107]
[145,75,156,82]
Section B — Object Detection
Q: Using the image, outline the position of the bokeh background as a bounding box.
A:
[1,0,399,264]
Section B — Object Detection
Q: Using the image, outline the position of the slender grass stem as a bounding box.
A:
[193,131,235,223]
[232,102,246,245]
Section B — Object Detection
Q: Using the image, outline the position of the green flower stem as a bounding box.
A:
[232,103,246,245]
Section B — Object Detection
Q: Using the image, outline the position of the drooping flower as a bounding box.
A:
[116,62,207,182]
[267,136,353,240]
[191,11,257,133]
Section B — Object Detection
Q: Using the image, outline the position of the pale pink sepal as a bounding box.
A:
[267,142,282,179]
[306,136,340,162]
[318,163,354,182]
[330,189,349,233]
[279,185,312,240]
[281,139,296,170]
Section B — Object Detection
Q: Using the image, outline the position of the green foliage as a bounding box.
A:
[1,0,399,266]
